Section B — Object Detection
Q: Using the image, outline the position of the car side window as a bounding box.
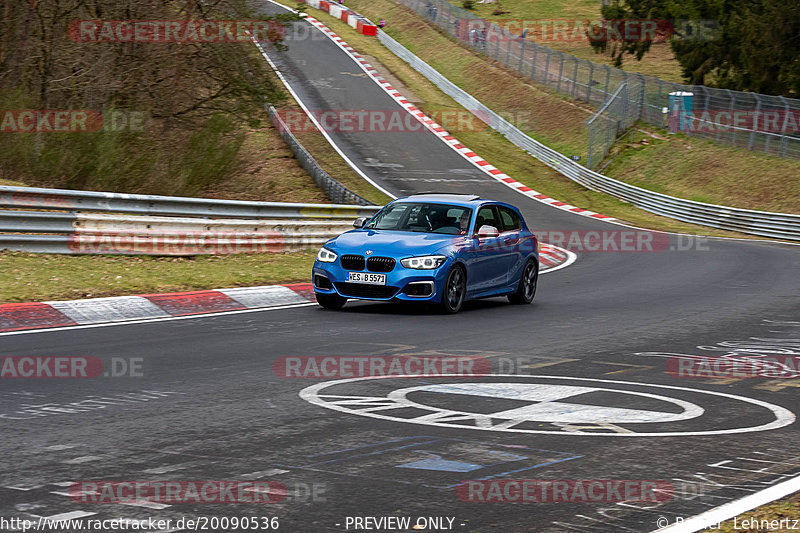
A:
[475,206,500,233]
[498,207,521,232]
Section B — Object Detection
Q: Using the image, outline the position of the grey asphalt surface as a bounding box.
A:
[1,4,799,533]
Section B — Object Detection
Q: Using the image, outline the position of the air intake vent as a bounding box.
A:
[334,283,399,299]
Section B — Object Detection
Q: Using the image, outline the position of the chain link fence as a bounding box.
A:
[586,81,631,170]
[396,0,800,164]
[266,105,374,206]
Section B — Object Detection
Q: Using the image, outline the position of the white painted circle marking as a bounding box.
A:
[387,383,704,424]
[299,375,796,437]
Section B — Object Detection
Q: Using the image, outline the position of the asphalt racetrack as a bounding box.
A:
[1,4,799,532]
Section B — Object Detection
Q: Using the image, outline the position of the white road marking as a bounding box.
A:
[652,473,800,532]
[399,383,704,423]
[61,455,104,464]
[300,374,796,437]
[240,469,289,480]
[37,510,97,520]
[50,490,95,498]
[119,501,171,510]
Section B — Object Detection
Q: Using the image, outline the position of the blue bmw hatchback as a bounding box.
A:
[312,194,539,313]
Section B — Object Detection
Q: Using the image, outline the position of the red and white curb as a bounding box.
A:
[538,244,574,271]
[0,247,571,334]
[302,0,377,35]
[0,284,315,334]
[293,2,615,222]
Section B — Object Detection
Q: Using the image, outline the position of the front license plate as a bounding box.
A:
[347,272,386,285]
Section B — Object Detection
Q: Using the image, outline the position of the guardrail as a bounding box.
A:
[370,31,800,241]
[0,185,378,219]
[0,186,380,255]
[267,105,374,206]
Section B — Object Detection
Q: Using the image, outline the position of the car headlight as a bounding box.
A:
[316,247,338,263]
[401,255,447,269]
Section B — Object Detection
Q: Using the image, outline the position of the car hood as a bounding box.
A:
[326,229,462,257]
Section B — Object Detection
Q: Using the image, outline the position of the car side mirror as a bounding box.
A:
[353,217,368,228]
[476,225,499,238]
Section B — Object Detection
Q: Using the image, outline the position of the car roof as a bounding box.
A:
[394,193,517,210]
[398,193,480,203]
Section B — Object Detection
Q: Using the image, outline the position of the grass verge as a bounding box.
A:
[200,116,391,206]
[201,127,329,203]
[329,0,800,215]
[0,250,316,304]
[0,178,28,187]
[440,0,684,81]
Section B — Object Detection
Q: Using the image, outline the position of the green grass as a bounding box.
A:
[329,0,800,216]
[0,91,246,198]
[0,178,27,187]
[442,0,685,81]
[0,250,317,303]
[606,133,800,213]
[703,492,800,532]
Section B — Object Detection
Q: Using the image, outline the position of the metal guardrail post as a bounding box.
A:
[779,96,790,157]
[555,52,564,93]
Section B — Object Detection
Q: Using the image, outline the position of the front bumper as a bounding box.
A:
[312,259,451,302]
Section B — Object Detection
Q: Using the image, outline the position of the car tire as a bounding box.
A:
[508,259,538,305]
[316,292,347,310]
[440,265,466,314]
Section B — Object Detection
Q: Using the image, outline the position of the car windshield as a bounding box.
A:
[365,202,472,234]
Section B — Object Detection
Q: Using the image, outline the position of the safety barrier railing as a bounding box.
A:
[0,186,380,255]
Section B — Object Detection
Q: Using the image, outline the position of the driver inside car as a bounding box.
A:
[458,210,471,234]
